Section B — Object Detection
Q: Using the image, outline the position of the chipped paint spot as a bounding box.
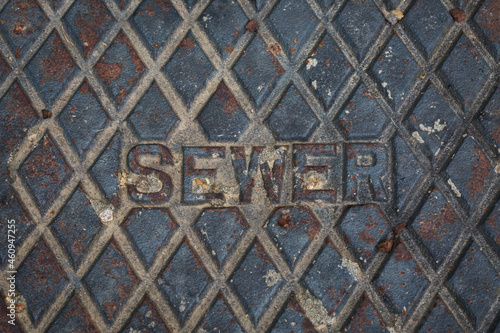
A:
[88,197,114,222]
[263,269,281,287]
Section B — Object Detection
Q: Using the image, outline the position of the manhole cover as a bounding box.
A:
[0,0,499,332]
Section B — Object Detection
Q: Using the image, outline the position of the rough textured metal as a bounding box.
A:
[0,0,499,332]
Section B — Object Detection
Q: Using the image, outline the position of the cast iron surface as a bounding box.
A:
[0,0,499,332]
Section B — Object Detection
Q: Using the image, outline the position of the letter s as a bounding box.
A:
[127,144,174,203]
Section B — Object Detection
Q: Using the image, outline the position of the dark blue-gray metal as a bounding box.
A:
[0,0,499,332]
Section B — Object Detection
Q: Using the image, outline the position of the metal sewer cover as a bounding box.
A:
[0,0,499,332]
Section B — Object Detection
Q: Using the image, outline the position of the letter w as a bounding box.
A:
[231,146,287,203]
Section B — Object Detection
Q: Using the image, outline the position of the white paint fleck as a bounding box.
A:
[340,257,361,280]
[179,299,187,313]
[419,119,447,134]
[99,208,113,222]
[382,82,388,88]
[306,58,318,70]
[412,131,425,144]
[448,178,462,197]
[312,80,317,90]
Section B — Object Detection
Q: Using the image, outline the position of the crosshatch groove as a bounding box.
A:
[0,0,499,331]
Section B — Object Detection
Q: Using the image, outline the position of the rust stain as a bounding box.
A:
[393,222,407,235]
[61,298,98,332]
[360,230,376,245]
[40,33,75,84]
[467,145,490,201]
[255,240,272,263]
[361,89,374,99]
[9,0,39,36]
[214,81,240,113]
[277,213,291,228]
[23,135,66,185]
[302,317,316,333]
[306,218,320,240]
[245,19,258,32]
[74,0,112,57]
[377,238,394,252]
[394,242,411,262]
[486,209,500,245]
[339,119,353,134]
[348,295,386,333]
[288,295,306,315]
[269,56,284,76]
[418,204,456,241]
[476,0,500,44]
[449,9,465,22]
[95,62,124,83]
[117,33,146,74]
[4,83,39,151]
[180,37,196,50]
[268,43,282,54]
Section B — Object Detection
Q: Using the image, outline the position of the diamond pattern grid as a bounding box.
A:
[0,0,499,331]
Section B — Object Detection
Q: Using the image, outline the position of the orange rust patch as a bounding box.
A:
[180,37,196,50]
[360,229,376,244]
[477,0,500,44]
[40,33,75,84]
[467,145,490,201]
[349,295,386,332]
[269,56,284,76]
[255,240,272,263]
[22,135,66,185]
[268,43,282,54]
[95,62,124,83]
[394,242,412,262]
[79,80,93,95]
[214,82,240,113]
[117,33,146,73]
[74,0,112,57]
[4,83,39,151]
[278,213,291,228]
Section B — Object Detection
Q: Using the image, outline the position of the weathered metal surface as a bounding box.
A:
[0,0,499,332]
